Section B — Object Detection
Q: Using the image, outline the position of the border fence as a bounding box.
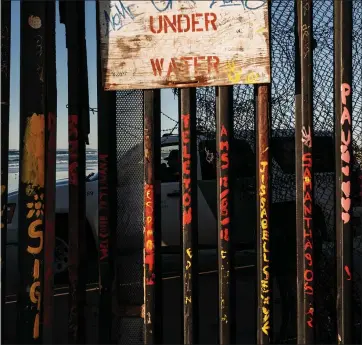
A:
[1,0,361,344]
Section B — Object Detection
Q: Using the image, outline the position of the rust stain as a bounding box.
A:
[21,113,45,188]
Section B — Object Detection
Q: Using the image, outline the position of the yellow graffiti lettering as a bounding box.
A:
[30,281,41,309]
[246,72,260,84]
[27,219,43,255]
[33,259,40,279]
[186,248,192,258]
[221,250,227,259]
[146,240,153,251]
[186,260,191,270]
[33,313,40,339]
[226,60,242,83]
[185,296,192,304]
[261,295,270,304]
[21,114,45,188]
[262,320,270,335]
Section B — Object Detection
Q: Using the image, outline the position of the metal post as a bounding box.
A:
[295,0,315,343]
[42,1,57,343]
[216,86,234,345]
[60,0,88,342]
[180,88,199,344]
[1,1,11,340]
[334,1,353,343]
[143,89,162,344]
[17,0,47,343]
[255,84,272,344]
[95,2,117,343]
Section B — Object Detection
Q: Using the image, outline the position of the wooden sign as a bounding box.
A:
[98,0,270,90]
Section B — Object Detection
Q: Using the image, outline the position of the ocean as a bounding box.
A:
[6,149,98,193]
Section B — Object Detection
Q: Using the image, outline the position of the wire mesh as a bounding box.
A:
[113,89,144,344]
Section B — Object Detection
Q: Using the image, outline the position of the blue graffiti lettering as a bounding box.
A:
[104,1,135,36]
[209,0,266,10]
[151,0,173,12]
[151,0,196,12]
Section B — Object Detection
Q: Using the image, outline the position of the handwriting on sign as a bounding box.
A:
[99,154,109,261]
[259,160,270,335]
[209,0,266,10]
[144,183,155,285]
[340,83,352,224]
[151,0,196,12]
[303,151,314,327]
[104,0,135,36]
[219,125,230,242]
[68,115,78,186]
[150,55,219,79]
[182,114,192,225]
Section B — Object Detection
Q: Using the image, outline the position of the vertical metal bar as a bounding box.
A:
[334,1,353,343]
[62,0,87,342]
[295,0,315,343]
[42,1,57,343]
[216,86,234,345]
[96,1,117,343]
[1,1,11,340]
[255,83,272,344]
[144,89,162,344]
[17,0,47,343]
[180,88,198,345]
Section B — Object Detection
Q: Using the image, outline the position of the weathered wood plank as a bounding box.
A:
[98,0,270,90]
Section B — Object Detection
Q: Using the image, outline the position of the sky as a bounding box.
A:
[8,0,178,150]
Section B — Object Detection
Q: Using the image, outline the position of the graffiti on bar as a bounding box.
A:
[182,114,192,228]
[340,83,351,225]
[219,123,230,328]
[182,112,193,306]
[302,146,314,327]
[99,153,109,261]
[259,159,270,335]
[22,113,46,339]
[144,183,155,285]
[69,115,79,186]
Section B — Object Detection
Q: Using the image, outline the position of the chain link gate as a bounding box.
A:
[1,0,361,344]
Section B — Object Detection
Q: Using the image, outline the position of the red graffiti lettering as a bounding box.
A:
[344,265,352,281]
[150,55,220,79]
[219,125,230,243]
[144,183,155,285]
[149,12,217,34]
[182,114,192,228]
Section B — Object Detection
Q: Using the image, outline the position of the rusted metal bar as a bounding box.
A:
[42,1,57,343]
[143,89,162,344]
[295,0,315,343]
[334,1,353,343]
[179,88,198,344]
[60,0,88,342]
[1,0,11,340]
[215,86,234,345]
[17,0,47,343]
[95,1,117,343]
[255,83,272,344]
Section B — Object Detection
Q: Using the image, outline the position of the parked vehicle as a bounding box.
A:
[5,132,361,291]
